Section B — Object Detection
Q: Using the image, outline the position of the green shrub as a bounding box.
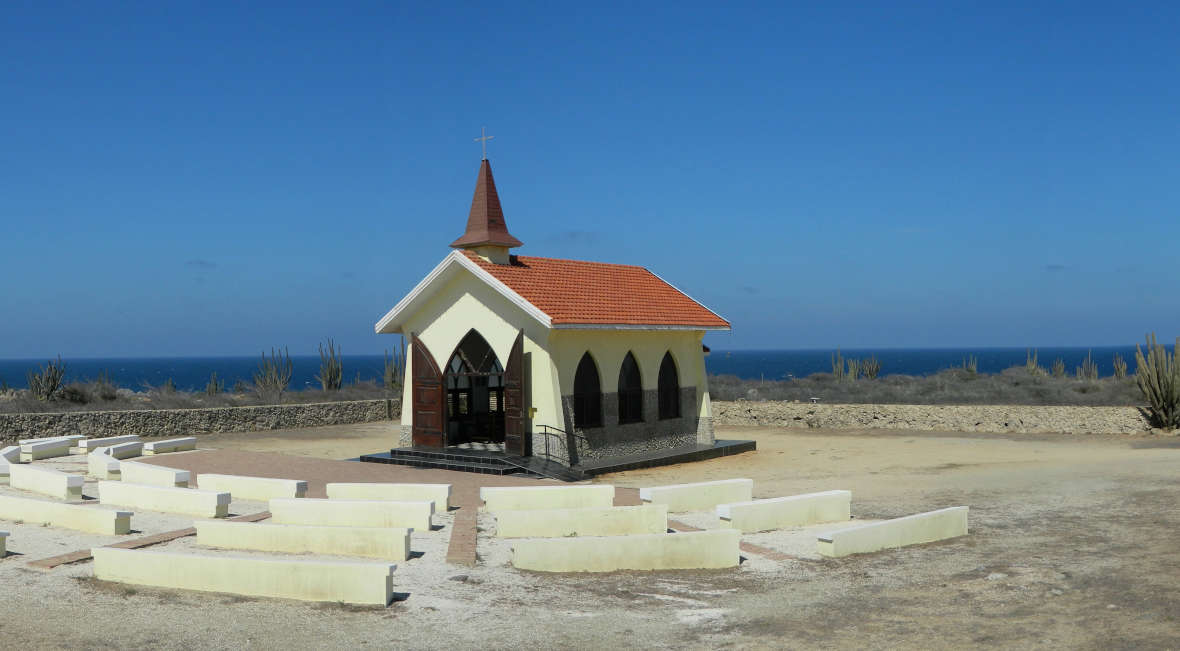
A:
[1134,333,1180,429]
[232,379,250,394]
[91,370,118,401]
[1051,358,1066,378]
[1076,350,1098,381]
[27,356,66,400]
[60,383,90,404]
[316,338,343,391]
[861,355,881,380]
[962,355,978,374]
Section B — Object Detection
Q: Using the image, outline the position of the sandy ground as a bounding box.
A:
[1,425,1179,649]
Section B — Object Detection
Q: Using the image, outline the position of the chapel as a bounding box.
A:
[373,156,737,472]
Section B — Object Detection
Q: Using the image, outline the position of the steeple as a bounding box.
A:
[450,159,523,263]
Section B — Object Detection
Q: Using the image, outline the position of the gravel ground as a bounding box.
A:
[1,427,1179,649]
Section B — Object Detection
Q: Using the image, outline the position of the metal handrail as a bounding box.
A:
[534,424,588,465]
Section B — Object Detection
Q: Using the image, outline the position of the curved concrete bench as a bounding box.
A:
[0,494,131,535]
[270,498,433,530]
[9,464,83,500]
[198,474,307,501]
[92,548,397,606]
[78,435,140,451]
[718,490,851,533]
[512,529,741,572]
[195,520,412,561]
[119,461,190,488]
[495,504,668,538]
[19,439,75,462]
[98,481,229,518]
[479,485,615,512]
[326,483,452,510]
[142,437,196,455]
[817,506,969,557]
[639,478,754,512]
[87,449,121,480]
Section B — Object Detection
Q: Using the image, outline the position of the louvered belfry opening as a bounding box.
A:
[444,329,505,445]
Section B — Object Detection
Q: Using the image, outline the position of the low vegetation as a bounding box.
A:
[1135,333,1179,429]
[316,338,343,391]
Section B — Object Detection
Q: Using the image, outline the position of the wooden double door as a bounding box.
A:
[411,330,526,456]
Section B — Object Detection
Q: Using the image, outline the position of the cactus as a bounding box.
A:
[1134,334,1180,429]
[1051,358,1066,378]
[384,340,407,392]
[1076,349,1098,381]
[1113,353,1128,380]
[846,358,861,382]
[205,372,224,396]
[1025,349,1046,377]
[26,355,66,400]
[831,349,845,381]
[254,347,294,402]
[316,338,343,391]
[861,355,881,379]
[962,355,978,374]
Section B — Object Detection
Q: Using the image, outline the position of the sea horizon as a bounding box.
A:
[0,345,1165,392]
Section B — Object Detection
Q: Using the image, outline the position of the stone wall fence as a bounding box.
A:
[713,401,1154,435]
[0,399,401,445]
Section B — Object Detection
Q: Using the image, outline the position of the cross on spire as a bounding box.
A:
[474,127,494,160]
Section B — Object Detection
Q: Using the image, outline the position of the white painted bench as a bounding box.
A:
[19,438,75,462]
[198,474,307,501]
[92,548,397,606]
[9,464,83,500]
[495,504,668,538]
[78,435,140,451]
[326,482,452,510]
[817,506,969,557]
[98,481,229,518]
[269,498,433,530]
[512,529,741,572]
[142,437,197,455]
[639,478,754,512]
[18,435,84,446]
[103,440,144,460]
[119,461,190,488]
[0,494,131,535]
[87,448,121,480]
[195,520,412,561]
[0,445,21,463]
[717,490,851,533]
[479,485,615,512]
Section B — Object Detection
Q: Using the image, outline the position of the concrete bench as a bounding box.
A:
[142,437,197,455]
[639,478,754,512]
[98,481,230,518]
[195,520,412,561]
[269,498,433,531]
[104,441,144,460]
[92,548,397,606]
[78,435,140,452]
[119,461,190,488]
[198,474,308,501]
[326,482,452,510]
[817,506,969,557]
[87,448,122,480]
[0,494,131,535]
[479,485,615,512]
[18,435,84,446]
[718,490,852,533]
[0,446,21,463]
[9,464,83,500]
[495,504,668,538]
[0,459,9,484]
[512,529,741,572]
[19,438,75,462]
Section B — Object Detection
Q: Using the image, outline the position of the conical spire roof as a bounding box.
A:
[450,159,523,249]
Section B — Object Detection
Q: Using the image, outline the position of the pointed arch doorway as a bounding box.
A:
[445,329,504,446]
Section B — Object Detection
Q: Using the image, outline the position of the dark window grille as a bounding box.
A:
[618,352,644,424]
[573,352,602,428]
[658,352,680,419]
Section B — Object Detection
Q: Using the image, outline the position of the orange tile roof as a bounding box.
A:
[462,250,730,328]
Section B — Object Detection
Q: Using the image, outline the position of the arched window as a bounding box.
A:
[573,352,602,428]
[618,352,643,424]
[658,352,680,419]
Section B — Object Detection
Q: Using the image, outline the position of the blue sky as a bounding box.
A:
[2,1,1177,358]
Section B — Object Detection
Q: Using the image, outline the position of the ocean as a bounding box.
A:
[0,346,1155,391]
